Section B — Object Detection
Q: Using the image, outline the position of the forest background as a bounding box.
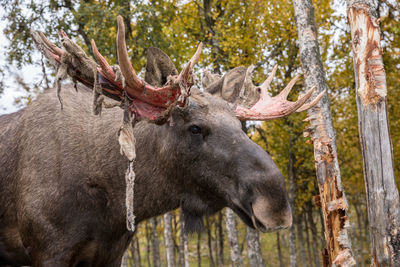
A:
[0,0,399,266]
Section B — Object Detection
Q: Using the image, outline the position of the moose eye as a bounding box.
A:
[189,125,202,135]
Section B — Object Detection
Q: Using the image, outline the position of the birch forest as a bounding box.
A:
[1,0,400,266]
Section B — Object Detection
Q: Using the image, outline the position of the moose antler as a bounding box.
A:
[235,65,325,121]
[31,15,202,122]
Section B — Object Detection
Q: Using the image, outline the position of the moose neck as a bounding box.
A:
[128,122,183,222]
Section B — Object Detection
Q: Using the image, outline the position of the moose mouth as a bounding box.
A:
[231,204,268,233]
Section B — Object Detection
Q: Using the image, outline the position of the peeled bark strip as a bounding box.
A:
[346,1,400,266]
[292,0,355,266]
[164,212,175,267]
[225,208,244,267]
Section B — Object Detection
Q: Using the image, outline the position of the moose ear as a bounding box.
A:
[204,67,246,99]
[202,69,221,89]
[144,47,178,87]
[204,67,259,107]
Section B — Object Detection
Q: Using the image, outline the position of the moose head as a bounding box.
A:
[30,16,324,235]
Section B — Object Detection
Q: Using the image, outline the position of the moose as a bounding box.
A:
[0,17,323,266]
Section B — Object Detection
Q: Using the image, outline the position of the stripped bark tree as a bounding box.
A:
[164,212,175,267]
[225,208,244,267]
[292,0,356,266]
[346,1,400,266]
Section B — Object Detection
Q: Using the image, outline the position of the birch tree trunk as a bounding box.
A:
[346,1,400,266]
[134,236,142,267]
[292,0,355,266]
[151,217,161,267]
[246,227,265,267]
[205,217,215,267]
[121,249,129,267]
[276,232,284,267]
[197,232,201,267]
[225,208,244,267]
[179,211,190,267]
[164,212,175,267]
[145,221,152,267]
[307,209,321,267]
[288,146,297,267]
[296,216,308,267]
[217,212,224,266]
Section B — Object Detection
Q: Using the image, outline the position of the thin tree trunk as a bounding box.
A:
[346,1,400,266]
[179,210,190,267]
[246,227,265,267]
[292,1,356,266]
[183,228,189,267]
[178,215,184,267]
[354,204,365,267]
[197,232,201,267]
[350,222,359,267]
[225,208,244,267]
[276,232,284,267]
[217,212,224,266]
[307,209,321,267]
[304,212,313,267]
[296,215,308,267]
[288,144,297,267]
[145,221,152,267]
[205,217,215,267]
[164,212,175,267]
[121,249,129,267]
[134,236,142,267]
[151,217,161,267]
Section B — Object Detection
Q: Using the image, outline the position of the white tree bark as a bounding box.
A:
[151,217,161,267]
[246,227,265,267]
[346,1,400,266]
[178,210,190,267]
[292,0,356,266]
[164,212,175,267]
[225,208,244,267]
[121,249,129,267]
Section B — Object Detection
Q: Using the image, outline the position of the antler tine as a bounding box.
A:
[296,89,325,112]
[116,15,143,89]
[91,39,117,82]
[287,86,315,113]
[177,42,203,82]
[235,65,326,121]
[278,75,300,100]
[38,32,64,56]
[259,64,278,93]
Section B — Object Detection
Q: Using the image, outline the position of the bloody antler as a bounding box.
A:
[235,65,325,121]
[31,16,202,122]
